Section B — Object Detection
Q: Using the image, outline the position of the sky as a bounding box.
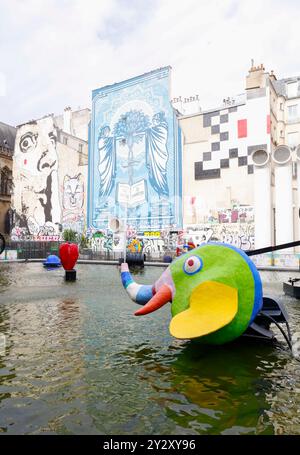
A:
[0,0,300,126]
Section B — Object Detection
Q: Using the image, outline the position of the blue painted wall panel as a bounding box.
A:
[88,67,182,231]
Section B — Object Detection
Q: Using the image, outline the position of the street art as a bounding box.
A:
[12,116,60,237]
[142,238,166,254]
[186,223,254,251]
[87,219,254,255]
[62,174,85,233]
[187,202,254,225]
[217,205,254,224]
[88,228,181,256]
[184,204,254,251]
[90,231,122,253]
[11,116,87,239]
[10,226,30,241]
[88,67,182,232]
[127,238,143,253]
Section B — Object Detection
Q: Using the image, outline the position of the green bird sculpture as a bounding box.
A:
[121,243,263,344]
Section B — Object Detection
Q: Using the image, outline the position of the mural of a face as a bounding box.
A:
[63,174,84,211]
[13,116,60,235]
[89,67,182,231]
[18,129,58,176]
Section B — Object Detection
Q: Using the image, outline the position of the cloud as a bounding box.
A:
[0,0,300,126]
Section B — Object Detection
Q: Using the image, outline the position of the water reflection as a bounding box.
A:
[116,339,290,434]
[256,353,300,434]
[0,265,13,290]
[57,298,80,323]
[0,263,299,435]
[0,289,87,434]
[166,341,288,434]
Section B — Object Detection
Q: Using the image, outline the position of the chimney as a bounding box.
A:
[63,106,72,134]
[246,61,267,90]
[269,69,277,81]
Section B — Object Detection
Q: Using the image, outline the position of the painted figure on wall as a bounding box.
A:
[146,111,169,197]
[63,174,84,211]
[62,173,85,233]
[96,109,170,225]
[12,116,61,236]
[98,125,116,199]
[12,116,88,239]
[127,237,144,253]
[89,67,182,232]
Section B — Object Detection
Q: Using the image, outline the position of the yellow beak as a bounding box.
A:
[169,281,238,339]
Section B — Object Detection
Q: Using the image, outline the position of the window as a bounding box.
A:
[280,130,284,138]
[280,103,284,111]
[288,104,298,121]
[63,136,68,145]
[287,81,298,98]
[0,167,12,195]
[7,179,12,195]
[78,143,83,153]
[288,132,299,148]
[0,169,6,194]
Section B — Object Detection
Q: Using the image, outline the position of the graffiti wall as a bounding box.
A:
[184,204,254,250]
[11,116,87,240]
[90,232,123,253]
[88,218,254,255]
[88,67,182,232]
[185,223,254,251]
[88,228,183,256]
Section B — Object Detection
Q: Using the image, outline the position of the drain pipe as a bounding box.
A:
[251,149,272,249]
[272,145,293,246]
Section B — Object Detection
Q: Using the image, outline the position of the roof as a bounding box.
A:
[273,76,300,98]
[0,121,16,151]
[92,66,171,97]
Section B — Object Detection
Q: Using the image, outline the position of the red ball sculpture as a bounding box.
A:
[59,243,79,271]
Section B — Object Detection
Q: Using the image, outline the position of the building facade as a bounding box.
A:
[6,65,300,264]
[88,67,182,235]
[54,107,90,141]
[0,121,15,235]
[11,111,89,240]
[179,65,271,252]
[179,64,300,265]
[269,73,300,252]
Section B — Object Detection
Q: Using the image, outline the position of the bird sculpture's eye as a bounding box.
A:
[183,255,203,275]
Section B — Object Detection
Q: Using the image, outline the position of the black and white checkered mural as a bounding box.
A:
[194,101,269,180]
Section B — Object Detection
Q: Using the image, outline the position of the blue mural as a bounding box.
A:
[88,67,182,231]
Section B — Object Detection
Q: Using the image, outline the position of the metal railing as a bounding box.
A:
[5,240,62,259]
[2,241,175,263]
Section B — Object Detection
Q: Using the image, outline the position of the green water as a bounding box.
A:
[0,263,300,435]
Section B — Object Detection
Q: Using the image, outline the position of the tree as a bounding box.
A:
[62,229,78,243]
[113,110,150,185]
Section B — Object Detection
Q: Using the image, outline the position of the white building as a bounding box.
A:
[10,107,90,240]
[179,64,300,266]
[54,107,90,141]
